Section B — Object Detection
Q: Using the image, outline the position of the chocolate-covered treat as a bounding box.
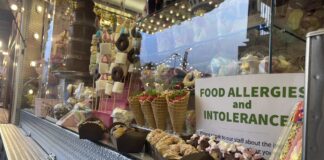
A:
[78,117,105,141]
[197,135,210,151]
[186,134,200,148]
[181,152,214,160]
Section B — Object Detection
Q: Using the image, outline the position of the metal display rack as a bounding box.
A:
[303,29,324,160]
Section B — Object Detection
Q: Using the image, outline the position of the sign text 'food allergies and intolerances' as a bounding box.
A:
[195,73,304,158]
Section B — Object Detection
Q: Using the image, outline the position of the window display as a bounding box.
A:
[18,0,322,159]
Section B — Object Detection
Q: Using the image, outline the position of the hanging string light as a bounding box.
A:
[137,0,224,34]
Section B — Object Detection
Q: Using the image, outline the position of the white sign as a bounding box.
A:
[195,73,304,158]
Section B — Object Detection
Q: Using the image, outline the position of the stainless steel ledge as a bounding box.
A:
[20,110,132,160]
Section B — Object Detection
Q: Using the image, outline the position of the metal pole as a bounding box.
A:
[268,0,274,74]
[303,29,324,160]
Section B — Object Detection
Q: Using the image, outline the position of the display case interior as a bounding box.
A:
[19,0,323,159]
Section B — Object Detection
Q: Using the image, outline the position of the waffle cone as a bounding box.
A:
[151,96,168,130]
[140,100,156,128]
[167,91,190,134]
[128,97,145,126]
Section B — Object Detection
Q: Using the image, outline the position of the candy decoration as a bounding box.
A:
[111,66,124,82]
[112,82,125,94]
[98,63,109,74]
[105,82,113,95]
[100,43,113,55]
[115,52,127,64]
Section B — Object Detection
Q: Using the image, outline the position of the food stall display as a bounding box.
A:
[18,0,322,159]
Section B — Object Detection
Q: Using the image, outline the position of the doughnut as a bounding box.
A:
[183,70,201,87]
[111,66,124,82]
[115,34,129,52]
[127,48,140,63]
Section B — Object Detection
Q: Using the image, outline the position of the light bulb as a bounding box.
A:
[30,61,37,67]
[188,8,192,12]
[172,19,175,23]
[166,17,170,21]
[148,25,152,29]
[159,15,163,19]
[47,14,51,19]
[21,7,24,12]
[176,13,180,17]
[10,4,18,11]
[163,24,166,27]
[170,10,174,14]
[36,5,43,13]
[33,33,40,40]
[181,5,185,9]
[174,3,178,6]
[150,19,154,23]
[209,1,213,5]
[182,15,186,19]
[142,23,145,27]
[156,21,160,25]
[0,41,2,48]
[28,89,34,95]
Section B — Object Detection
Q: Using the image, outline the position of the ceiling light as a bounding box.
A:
[28,89,34,95]
[21,7,24,12]
[142,23,145,27]
[215,4,219,8]
[154,27,157,31]
[182,15,186,19]
[150,19,154,23]
[30,61,37,67]
[181,5,185,9]
[166,17,170,21]
[33,33,40,40]
[0,41,2,48]
[174,3,178,6]
[148,25,152,29]
[188,8,192,12]
[176,13,180,17]
[10,4,18,11]
[163,24,166,27]
[36,5,43,13]
[156,21,160,25]
[209,1,213,5]
[159,15,163,19]
[2,51,8,56]
[172,19,175,23]
[47,14,51,19]
[170,10,174,14]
